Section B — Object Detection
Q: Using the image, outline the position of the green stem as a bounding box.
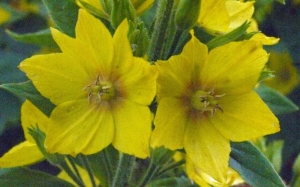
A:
[111,153,135,187]
[173,30,191,55]
[60,160,85,187]
[136,160,160,187]
[148,0,175,62]
[161,1,181,60]
[79,154,97,187]
[166,29,183,58]
[155,160,185,177]
[66,156,83,183]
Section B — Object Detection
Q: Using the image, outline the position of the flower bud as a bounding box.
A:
[175,0,201,30]
[128,21,150,57]
[111,0,136,28]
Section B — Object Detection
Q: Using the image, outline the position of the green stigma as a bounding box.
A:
[190,90,224,117]
[83,76,115,103]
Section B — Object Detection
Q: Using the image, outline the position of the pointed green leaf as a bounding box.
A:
[42,0,79,37]
[151,147,175,165]
[0,167,73,187]
[255,84,299,115]
[0,90,21,134]
[85,145,119,187]
[5,29,59,48]
[207,21,250,50]
[230,141,286,187]
[0,81,55,116]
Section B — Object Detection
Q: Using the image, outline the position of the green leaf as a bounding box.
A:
[255,84,299,115]
[0,89,21,135]
[151,147,175,165]
[230,141,286,187]
[0,51,27,84]
[85,145,119,187]
[0,167,73,187]
[5,29,59,49]
[146,177,197,187]
[207,21,250,50]
[42,0,79,37]
[0,81,55,117]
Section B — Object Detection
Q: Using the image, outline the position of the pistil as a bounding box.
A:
[83,76,115,103]
[190,89,225,117]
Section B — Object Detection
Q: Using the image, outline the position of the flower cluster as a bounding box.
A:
[0,0,288,186]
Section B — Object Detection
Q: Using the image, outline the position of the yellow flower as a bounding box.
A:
[19,9,157,158]
[77,0,154,19]
[0,100,47,167]
[186,156,244,187]
[198,0,254,35]
[151,33,280,182]
[264,51,299,95]
[0,7,11,24]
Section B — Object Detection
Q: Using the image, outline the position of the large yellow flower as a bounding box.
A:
[0,100,46,167]
[151,33,280,182]
[198,0,254,35]
[19,9,157,158]
[264,51,299,95]
[0,7,11,24]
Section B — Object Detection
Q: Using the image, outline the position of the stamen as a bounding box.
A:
[190,89,225,117]
[83,76,115,104]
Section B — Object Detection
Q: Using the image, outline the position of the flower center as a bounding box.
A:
[83,76,115,103]
[190,89,224,117]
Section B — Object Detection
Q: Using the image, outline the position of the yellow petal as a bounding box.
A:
[156,56,191,101]
[226,1,254,30]
[133,0,155,15]
[19,53,89,105]
[186,157,221,187]
[112,19,133,69]
[202,40,269,95]
[156,34,207,101]
[111,20,157,105]
[112,99,152,158]
[212,91,280,141]
[198,0,230,34]
[45,99,114,155]
[74,9,113,76]
[184,116,230,183]
[0,141,44,167]
[250,33,280,45]
[181,33,208,80]
[115,57,157,105]
[151,98,188,150]
[50,28,102,77]
[21,100,50,143]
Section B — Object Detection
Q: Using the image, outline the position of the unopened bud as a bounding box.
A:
[111,0,136,28]
[128,21,150,57]
[175,0,201,30]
